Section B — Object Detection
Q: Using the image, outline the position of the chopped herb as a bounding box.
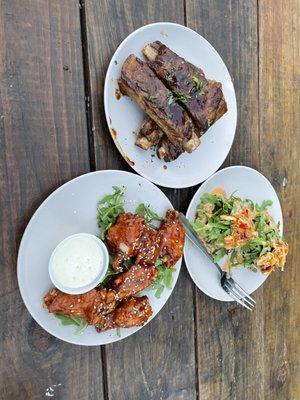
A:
[166,92,174,105]
[207,118,212,127]
[116,327,121,338]
[132,130,137,135]
[135,203,163,223]
[97,186,125,239]
[149,259,176,298]
[54,314,88,335]
[165,68,175,83]
[147,94,156,101]
[192,75,205,95]
[174,91,190,104]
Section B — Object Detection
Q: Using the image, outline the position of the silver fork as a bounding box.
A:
[179,213,256,310]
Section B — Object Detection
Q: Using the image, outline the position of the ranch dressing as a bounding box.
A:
[51,235,104,288]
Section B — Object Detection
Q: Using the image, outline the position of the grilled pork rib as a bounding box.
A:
[135,117,183,162]
[119,55,200,153]
[143,41,227,133]
[135,117,164,150]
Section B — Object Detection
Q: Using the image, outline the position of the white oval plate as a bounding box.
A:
[104,22,237,188]
[17,170,182,345]
[184,166,283,301]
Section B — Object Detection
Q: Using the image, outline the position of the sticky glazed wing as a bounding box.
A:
[106,212,145,271]
[113,263,158,301]
[96,296,153,332]
[135,225,161,265]
[44,288,116,325]
[157,210,185,268]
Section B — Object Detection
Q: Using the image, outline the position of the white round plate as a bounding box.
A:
[17,170,182,345]
[104,22,237,188]
[184,166,283,301]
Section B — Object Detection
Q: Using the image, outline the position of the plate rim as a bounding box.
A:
[103,21,237,189]
[184,165,284,301]
[17,169,182,345]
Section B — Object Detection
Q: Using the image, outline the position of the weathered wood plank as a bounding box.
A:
[185,1,264,399]
[84,1,197,399]
[0,1,104,399]
[258,1,300,399]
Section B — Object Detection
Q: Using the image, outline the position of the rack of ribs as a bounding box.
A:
[118,54,200,154]
[143,41,227,134]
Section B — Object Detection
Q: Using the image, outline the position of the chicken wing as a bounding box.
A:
[157,210,185,268]
[113,263,158,301]
[106,212,145,271]
[135,225,161,265]
[95,296,153,332]
[44,288,117,325]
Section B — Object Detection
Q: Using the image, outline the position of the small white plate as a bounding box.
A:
[17,170,182,345]
[104,22,237,188]
[184,166,283,301]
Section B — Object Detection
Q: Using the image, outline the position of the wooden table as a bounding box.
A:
[0,1,299,399]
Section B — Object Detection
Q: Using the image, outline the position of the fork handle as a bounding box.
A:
[179,213,223,274]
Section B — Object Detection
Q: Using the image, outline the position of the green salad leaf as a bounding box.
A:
[97,186,125,239]
[149,259,176,299]
[135,203,163,224]
[54,314,88,335]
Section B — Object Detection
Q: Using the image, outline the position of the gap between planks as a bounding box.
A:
[79,0,96,171]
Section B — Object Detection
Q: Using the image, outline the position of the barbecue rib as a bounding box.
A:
[135,117,164,150]
[135,117,183,162]
[143,41,227,133]
[119,55,200,153]
[157,135,184,162]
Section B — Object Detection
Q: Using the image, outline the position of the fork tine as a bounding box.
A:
[226,282,254,308]
[230,279,256,304]
[223,284,252,310]
[227,279,255,306]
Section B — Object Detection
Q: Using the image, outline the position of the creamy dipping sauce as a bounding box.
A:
[51,235,104,289]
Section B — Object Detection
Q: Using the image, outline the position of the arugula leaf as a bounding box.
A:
[54,314,88,335]
[213,248,227,262]
[99,255,133,288]
[135,203,163,223]
[99,264,119,287]
[149,259,176,298]
[97,186,125,239]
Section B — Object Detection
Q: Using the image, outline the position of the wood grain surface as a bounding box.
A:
[186,2,264,399]
[0,1,103,399]
[0,0,299,399]
[84,1,198,399]
[259,1,300,399]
